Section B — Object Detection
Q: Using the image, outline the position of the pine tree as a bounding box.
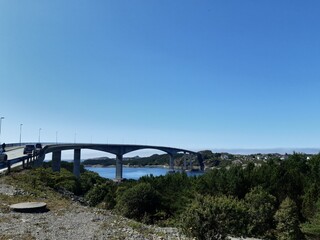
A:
[275,197,304,240]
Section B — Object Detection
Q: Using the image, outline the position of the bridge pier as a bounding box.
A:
[183,153,187,171]
[52,151,61,172]
[34,151,45,168]
[115,154,123,180]
[169,153,175,172]
[73,149,81,178]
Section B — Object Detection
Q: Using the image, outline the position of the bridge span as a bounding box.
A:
[28,143,203,180]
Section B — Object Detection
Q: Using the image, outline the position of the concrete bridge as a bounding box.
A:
[33,143,203,180]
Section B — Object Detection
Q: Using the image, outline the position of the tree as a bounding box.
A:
[180,195,247,240]
[301,199,320,238]
[275,197,304,240]
[244,186,276,238]
[85,182,116,208]
[302,183,319,219]
[115,182,161,223]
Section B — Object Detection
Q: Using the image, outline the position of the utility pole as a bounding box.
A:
[0,117,4,144]
[19,124,23,146]
[38,128,42,142]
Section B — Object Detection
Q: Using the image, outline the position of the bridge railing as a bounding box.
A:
[5,142,57,148]
[1,149,43,174]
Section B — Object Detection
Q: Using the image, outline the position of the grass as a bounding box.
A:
[127,220,154,235]
[0,169,72,213]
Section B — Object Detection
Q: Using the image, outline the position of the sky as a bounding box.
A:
[1,1,320,157]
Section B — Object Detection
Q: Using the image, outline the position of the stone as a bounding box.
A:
[10,202,47,212]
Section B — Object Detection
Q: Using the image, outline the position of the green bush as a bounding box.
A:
[301,199,320,237]
[180,195,248,240]
[275,197,304,240]
[85,182,116,208]
[79,170,106,195]
[244,186,276,238]
[115,182,161,223]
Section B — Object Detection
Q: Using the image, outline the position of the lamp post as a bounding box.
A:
[56,131,58,144]
[0,117,4,144]
[19,124,23,146]
[38,128,42,142]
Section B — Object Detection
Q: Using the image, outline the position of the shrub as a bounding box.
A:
[85,182,116,208]
[244,186,276,238]
[180,195,248,240]
[115,182,161,223]
[275,197,304,240]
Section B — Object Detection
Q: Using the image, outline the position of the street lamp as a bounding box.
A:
[56,131,58,144]
[0,117,4,144]
[38,128,42,142]
[19,124,23,146]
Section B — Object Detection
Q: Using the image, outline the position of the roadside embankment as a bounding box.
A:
[0,171,188,240]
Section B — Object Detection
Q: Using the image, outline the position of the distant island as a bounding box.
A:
[82,153,184,167]
[82,150,317,169]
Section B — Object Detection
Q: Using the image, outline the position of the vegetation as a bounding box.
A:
[83,153,187,167]
[275,197,304,240]
[115,182,161,223]
[180,195,247,240]
[5,153,320,239]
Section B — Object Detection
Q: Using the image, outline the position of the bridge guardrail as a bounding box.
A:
[2,151,42,174]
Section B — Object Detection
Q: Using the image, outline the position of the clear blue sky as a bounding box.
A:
[1,0,320,153]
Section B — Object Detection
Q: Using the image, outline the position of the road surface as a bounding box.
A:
[0,147,26,174]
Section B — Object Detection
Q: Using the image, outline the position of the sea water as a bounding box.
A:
[85,166,203,180]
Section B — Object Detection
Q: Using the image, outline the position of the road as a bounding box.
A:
[0,147,26,174]
[5,147,25,160]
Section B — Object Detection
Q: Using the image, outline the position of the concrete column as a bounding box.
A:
[115,154,123,180]
[169,153,175,172]
[73,149,81,178]
[52,151,61,172]
[183,155,187,171]
[34,152,45,168]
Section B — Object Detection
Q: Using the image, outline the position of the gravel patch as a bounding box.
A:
[0,203,188,239]
[0,183,189,240]
[0,184,19,196]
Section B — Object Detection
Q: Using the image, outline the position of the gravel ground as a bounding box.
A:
[0,183,189,240]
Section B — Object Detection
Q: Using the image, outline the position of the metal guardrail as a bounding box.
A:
[5,142,57,148]
[1,150,43,174]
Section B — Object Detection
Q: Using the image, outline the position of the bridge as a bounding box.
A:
[1,143,203,180]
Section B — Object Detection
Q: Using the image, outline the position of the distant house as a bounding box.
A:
[232,159,242,165]
[221,154,229,160]
[280,153,289,161]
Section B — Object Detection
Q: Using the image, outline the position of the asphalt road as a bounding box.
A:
[0,147,26,173]
[5,147,25,160]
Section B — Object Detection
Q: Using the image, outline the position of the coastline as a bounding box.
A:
[83,164,170,169]
[83,164,200,171]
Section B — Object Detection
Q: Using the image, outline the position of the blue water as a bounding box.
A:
[85,166,203,180]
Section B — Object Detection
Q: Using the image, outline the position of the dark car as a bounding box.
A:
[35,143,43,154]
[35,143,42,149]
[23,144,35,155]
